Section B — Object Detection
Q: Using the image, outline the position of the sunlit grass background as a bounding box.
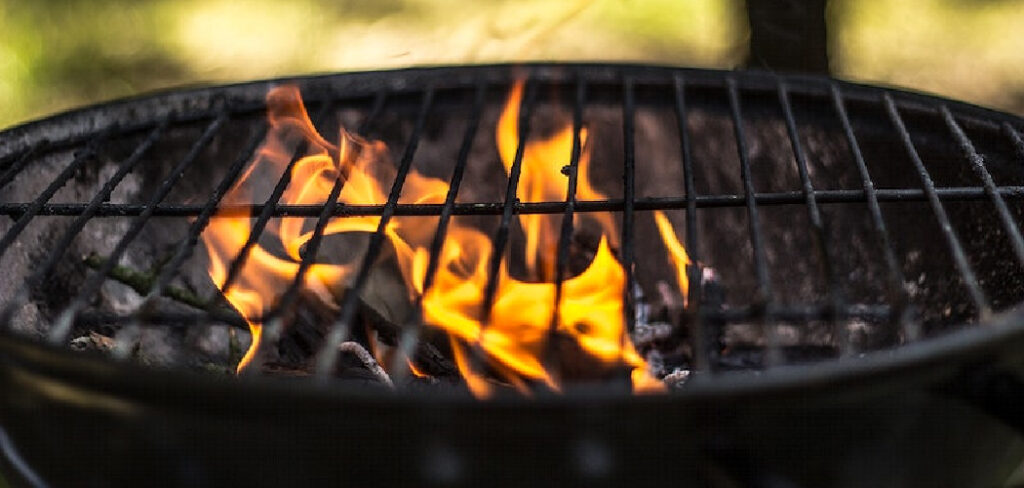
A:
[1,0,1022,130]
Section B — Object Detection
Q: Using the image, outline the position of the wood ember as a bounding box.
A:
[70,331,116,352]
[338,341,393,388]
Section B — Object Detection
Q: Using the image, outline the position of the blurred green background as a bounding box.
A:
[1,0,1022,130]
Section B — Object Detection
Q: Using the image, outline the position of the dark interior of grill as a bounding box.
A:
[1,65,1023,393]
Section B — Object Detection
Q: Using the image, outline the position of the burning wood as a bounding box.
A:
[199,82,698,396]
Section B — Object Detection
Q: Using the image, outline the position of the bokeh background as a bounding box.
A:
[2,0,1022,131]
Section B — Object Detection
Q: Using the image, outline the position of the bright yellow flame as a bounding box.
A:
[496,81,617,280]
[201,82,689,395]
[653,211,691,307]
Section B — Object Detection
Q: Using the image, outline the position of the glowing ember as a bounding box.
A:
[201,81,691,396]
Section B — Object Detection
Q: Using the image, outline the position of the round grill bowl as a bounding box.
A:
[2,64,1024,487]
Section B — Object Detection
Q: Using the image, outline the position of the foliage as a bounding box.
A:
[0,0,1021,128]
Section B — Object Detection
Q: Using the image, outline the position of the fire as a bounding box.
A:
[653,211,692,307]
[202,81,691,396]
[495,81,617,280]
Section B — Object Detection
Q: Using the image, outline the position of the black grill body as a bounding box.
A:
[1,64,1024,487]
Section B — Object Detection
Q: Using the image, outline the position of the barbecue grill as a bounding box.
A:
[2,63,1024,487]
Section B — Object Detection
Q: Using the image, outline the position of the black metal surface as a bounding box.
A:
[0,63,1022,376]
[3,186,1024,218]
[0,127,114,262]
[883,93,990,317]
[672,74,710,373]
[727,77,778,366]
[47,113,228,343]
[4,305,1024,487]
[480,79,536,325]
[2,63,1024,486]
[777,81,848,354]
[621,76,638,340]
[943,105,1024,271]
[829,83,914,340]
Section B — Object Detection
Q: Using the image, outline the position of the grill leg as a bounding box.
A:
[745,0,830,74]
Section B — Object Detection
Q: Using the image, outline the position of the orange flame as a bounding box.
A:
[201,81,691,395]
[654,211,692,307]
[495,81,617,280]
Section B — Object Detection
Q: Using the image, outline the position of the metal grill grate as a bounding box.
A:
[1,64,1023,390]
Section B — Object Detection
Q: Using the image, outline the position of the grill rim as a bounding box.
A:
[3,62,1022,162]
[1,62,1024,400]
[2,304,1024,404]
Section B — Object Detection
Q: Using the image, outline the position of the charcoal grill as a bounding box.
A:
[2,64,1024,487]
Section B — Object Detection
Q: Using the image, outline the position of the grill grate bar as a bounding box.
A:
[72,303,895,330]
[674,76,699,261]
[726,77,778,364]
[47,113,228,343]
[480,80,538,323]
[0,127,114,263]
[830,84,915,340]
[244,137,350,373]
[942,107,1024,271]
[672,75,710,372]
[777,81,849,354]
[392,81,488,385]
[884,93,990,317]
[142,122,269,312]
[314,87,434,377]
[0,141,48,193]
[418,83,486,296]
[6,186,1024,218]
[3,65,1022,388]
[28,122,168,287]
[248,90,389,371]
[0,123,165,333]
[115,122,271,358]
[726,79,772,302]
[0,120,169,331]
[1005,122,1024,162]
[622,76,638,340]
[214,101,335,299]
[548,75,587,364]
